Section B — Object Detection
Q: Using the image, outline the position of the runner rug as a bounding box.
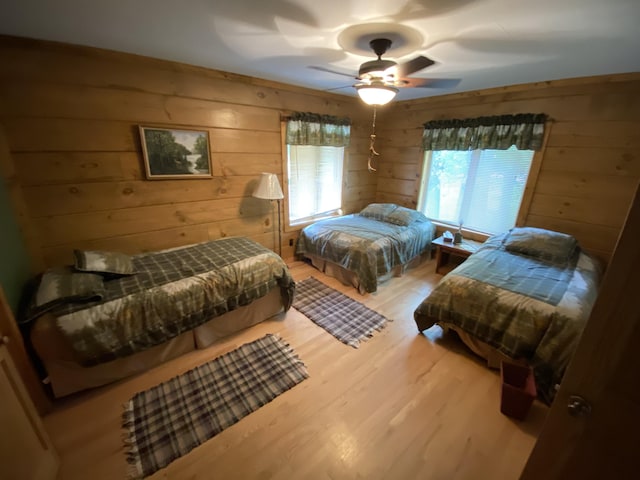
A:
[293,276,391,348]
[122,334,308,479]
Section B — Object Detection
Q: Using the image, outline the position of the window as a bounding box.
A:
[417,146,534,234]
[287,145,344,225]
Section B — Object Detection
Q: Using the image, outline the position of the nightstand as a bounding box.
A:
[433,235,483,274]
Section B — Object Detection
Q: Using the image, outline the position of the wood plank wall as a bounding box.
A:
[2,35,638,269]
[0,36,376,269]
[378,74,640,263]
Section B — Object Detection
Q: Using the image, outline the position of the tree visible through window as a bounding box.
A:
[418,146,534,234]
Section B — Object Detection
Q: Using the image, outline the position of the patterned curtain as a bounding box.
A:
[422,113,548,151]
[285,112,351,147]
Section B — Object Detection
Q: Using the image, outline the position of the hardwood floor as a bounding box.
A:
[43,259,548,479]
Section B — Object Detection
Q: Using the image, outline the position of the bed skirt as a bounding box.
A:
[31,288,284,398]
[306,252,428,295]
[416,314,527,370]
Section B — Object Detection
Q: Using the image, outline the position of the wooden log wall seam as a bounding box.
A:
[0,36,376,267]
[380,73,640,264]
[2,34,638,268]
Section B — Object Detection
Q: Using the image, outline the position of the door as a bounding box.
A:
[0,338,59,480]
[0,284,58,480]
[520,184,640,479]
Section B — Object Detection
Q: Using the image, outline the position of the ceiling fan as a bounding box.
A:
[312,38,461,105]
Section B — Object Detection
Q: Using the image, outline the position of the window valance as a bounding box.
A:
[422,113,547,151]
[285,112,351,147]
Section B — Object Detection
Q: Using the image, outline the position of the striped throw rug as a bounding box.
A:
[293,276,391,348]
[122,334,308,479]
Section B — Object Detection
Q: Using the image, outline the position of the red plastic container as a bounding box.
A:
[500,361,536,420]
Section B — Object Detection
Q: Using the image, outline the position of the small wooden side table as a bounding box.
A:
[433,236,483,274]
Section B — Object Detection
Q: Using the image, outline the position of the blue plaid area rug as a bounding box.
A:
[122,334,308,479]
[293,277,391,348]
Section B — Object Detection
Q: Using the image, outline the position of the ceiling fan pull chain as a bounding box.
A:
[368,107,379,173]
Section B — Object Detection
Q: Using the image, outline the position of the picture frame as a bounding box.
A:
[139,126,212,179]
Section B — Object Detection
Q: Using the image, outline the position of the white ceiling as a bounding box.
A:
[1,0,639,101]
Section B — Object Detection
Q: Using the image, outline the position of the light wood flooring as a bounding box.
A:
[44,258,548,479]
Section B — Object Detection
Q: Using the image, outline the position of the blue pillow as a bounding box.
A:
[386,206,428,226]
[359,203,399,222]
[504,227,578,262]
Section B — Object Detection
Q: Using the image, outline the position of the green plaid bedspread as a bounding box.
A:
[296,214,435,293]
[414,235,602,404]
[455,240,576,305]
[54,237,295,366]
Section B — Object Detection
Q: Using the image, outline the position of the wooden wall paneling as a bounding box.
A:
[533,170,638,202]
[34,197,264,245]
[348,136,375,154]
[0,36,358,115]
[15,151,284,186]
[370,145,423,164]
[525,214,620,260]
[375,192,417,209]
[210,129,282,153]
[528,193,630,229]
[14,152,143,186]
[41,225,212,266]
[547,121,640,148]
[383,74,640,261]
[4,119,137,152]
[377,161,421,181]
[345,170,377,189]
[374,128,422,149]
[0,36,374,268]
[42,213,277,265]
[3,35,638,269]
[0,82,283,132]
[395,75,640,111]
[343,184,377,206]
[346,154,373,176]
[541,147,639,177]
[516,121,552,227]
[345,152,368,171]
[23,177,256,217]
[376,177,418,199]
[206,214,274,240]
[387,94,640,127]
[213,153,282,177]
[373,125,423,206]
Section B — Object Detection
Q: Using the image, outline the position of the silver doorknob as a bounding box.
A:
[567,395,592,417]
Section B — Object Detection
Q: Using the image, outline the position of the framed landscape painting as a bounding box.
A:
[139,126,212,179]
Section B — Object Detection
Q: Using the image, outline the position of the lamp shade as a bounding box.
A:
[253,172,284,200]
[356,83,398,106]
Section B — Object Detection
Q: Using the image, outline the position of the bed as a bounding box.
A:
[295,203,436,294]
[23,236,295,397]
[413,227,602,404]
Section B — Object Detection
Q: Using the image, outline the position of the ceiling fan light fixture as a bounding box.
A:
[356,83,399,106]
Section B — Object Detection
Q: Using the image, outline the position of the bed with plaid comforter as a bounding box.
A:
[295,214,435,293]
[414,233,602,404]
[52,237,295,366]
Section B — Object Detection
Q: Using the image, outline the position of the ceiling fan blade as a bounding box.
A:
[308,65,356,79]
[400,78,462,89]
[325,84,354,92]
[396,56,436,77]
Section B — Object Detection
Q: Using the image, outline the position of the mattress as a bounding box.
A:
[31,288,284,397]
